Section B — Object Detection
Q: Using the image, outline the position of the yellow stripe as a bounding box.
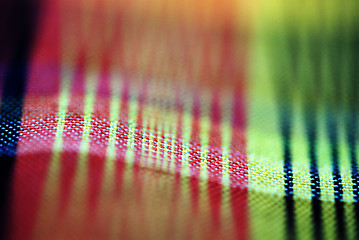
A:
[100,1,126,237]
[291,100,313,240]
[168,107,179,172]
[99,0,121,209]
[102,73,122,239]
[316,107,336,240]
[192,28,208,238]
[177,89,193,239]
[338,108,355,239]
[146,2,170,237]
[339,117,354,202]
[196,91,211,239]
[124,83,139,166]
[116,76,141,240]
[116,13,147,237]
[344,202,356,240]
[248,3,286,239]
[154,85,164,170]
[199,91,211,180]
[116,4,160,236]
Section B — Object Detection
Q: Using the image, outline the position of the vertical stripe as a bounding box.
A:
[33,0,80,237]
[0,0,41,238]
[297,4,323,237]
[248,6,286,237]
[86,0,112,227]
[95,0,122,237]
[10,0,61,239]
[220,90,236,240]
[281,106,296,240]
[327,115,346,240]
[291,102,314,240]
[64,0,100,235]
[345,2,359,238]
[178,91,194,239]
[306,113,323,240]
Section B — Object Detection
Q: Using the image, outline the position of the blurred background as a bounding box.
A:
[0,0,358,240]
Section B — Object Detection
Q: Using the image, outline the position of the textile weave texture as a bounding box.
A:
[0,0,358,240]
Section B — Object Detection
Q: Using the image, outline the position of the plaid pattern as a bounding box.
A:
[0,0,358,240]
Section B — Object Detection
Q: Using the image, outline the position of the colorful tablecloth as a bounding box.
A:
[0,0,358,239]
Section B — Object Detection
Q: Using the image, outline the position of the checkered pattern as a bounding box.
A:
[1,0,358,240]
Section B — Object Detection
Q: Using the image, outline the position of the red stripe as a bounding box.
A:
[230,71,248,240]
[188,94,202,225]
[207,90,224,234]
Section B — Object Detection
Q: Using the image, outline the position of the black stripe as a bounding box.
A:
[305,113,323,240]
[0,0,41,238]
[280,107,296,240]
[301,9,324,239]
[326,115,346,240]
[347,3,359,237]
[324,4,348,239]
[273,31,298,240]
[346,112,359,238]
[282,24,300,240]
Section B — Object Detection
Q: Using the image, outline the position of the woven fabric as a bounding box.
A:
[0,0,358,240]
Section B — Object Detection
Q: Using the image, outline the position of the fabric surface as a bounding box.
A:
[0,0,358,239]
